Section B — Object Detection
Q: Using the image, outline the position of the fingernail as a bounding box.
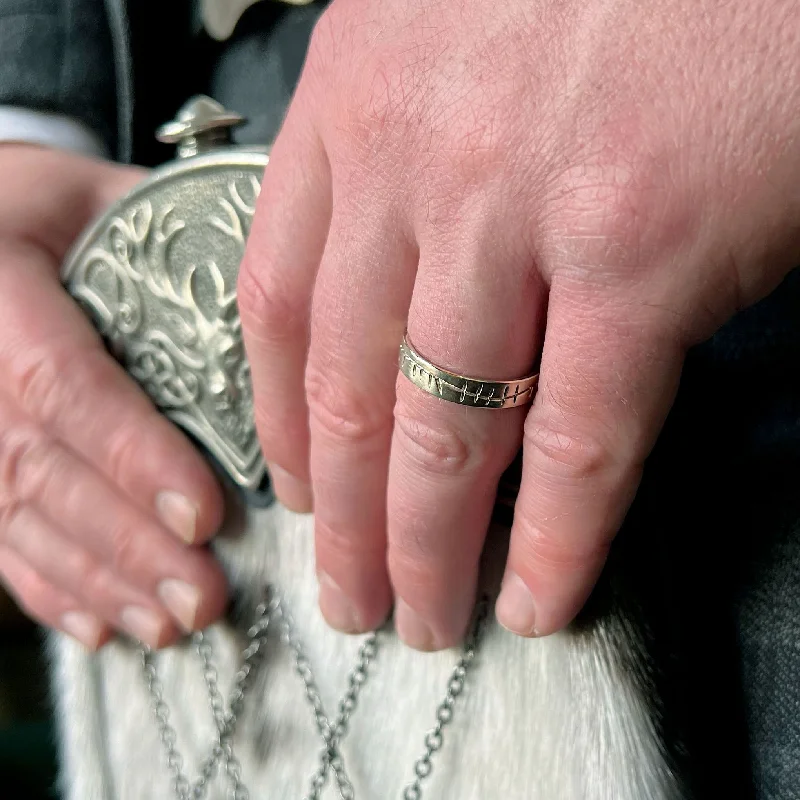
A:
[269,465,313,513]
[61,611,104,650]
[158,579,202,632]
[318,573,362,633]
[395,599,437,651]
[496,572,538,636]
[156,491,198,544]
[121,606,166,647]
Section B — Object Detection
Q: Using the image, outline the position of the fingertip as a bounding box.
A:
[94,628,115,650]
[318,572,364,634]
[61,610,108,651]
[191,465,227,542]
[495,572,539,637]
[120,605,171,650]
[158,579,203,633]
[500,550,609,638]
[156,491,200,544]
[317,566,392,635]
[395,599,438,651]
[186,565,230,632]
[394,598,467,652]
[156,462,225,546]
[269,464,313,514]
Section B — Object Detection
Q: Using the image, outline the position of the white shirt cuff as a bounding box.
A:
[0,107,109,159]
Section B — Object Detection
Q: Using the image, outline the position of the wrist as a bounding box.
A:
[0,108,109,159]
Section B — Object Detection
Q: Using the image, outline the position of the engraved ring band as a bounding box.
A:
[398,334,539,410]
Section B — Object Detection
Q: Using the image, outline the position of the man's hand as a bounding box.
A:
[239,0,800,648]
[0,145,227,649]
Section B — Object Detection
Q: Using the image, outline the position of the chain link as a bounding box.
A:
[271,599,379,800]
[402,598,489,800]
[141,596,272,800]
[141,647,193,800]
[140,588,489,799]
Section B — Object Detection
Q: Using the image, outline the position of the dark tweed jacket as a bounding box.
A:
[0,0,121,152]
[0,0,322,164]
[1,3,798,798]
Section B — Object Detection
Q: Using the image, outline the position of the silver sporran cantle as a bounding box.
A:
[62,96,270,504]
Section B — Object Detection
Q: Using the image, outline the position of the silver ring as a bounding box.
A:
[398,335,538,409]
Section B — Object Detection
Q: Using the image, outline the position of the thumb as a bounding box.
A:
[0,145,146,258]
[496,280,685,637]
[88,158,147,216]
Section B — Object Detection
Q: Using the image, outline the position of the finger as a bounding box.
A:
[0,145,145,257]
[306,201,416,633]
[387,225,545,650]
[0,243,224,545]
[0,546,110,650]
[239,92,332,513]
[0,393,228,633]
[3,506,178,648]
[496,282,683,637]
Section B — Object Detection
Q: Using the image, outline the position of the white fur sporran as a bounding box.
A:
[49,502,687,800]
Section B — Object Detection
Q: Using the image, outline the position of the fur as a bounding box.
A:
[49,500,688,800]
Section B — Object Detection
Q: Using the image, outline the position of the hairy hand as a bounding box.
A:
[240,0,800,648]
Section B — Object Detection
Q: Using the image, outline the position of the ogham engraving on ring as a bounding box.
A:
[398,335,539,409]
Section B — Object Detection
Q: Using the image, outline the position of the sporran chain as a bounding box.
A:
[140,589,489,799]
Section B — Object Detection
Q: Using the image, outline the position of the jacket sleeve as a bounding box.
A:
[0,0,118,155]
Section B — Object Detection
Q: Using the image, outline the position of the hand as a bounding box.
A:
[239,0,800,648]
[0,145,228,649]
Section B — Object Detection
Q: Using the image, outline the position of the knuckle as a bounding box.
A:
[389,521,439,568]
[316,518,380,564]
[0,498,22,536]
[13,342,95,424]
[393,411,476,476]
[64,547,98,589]
[346,65,407,148]
[105,421,145,488]
[107,522,143,577]
[77,560,116,604]
[429,102,516,187]
[523,416,611,483]
[547,151,684,279]
[334,47,425,161]
[237,257,308,342]
[0,423,52,510]
[15,570,53,619]
[305,364,390,445]
[515,516,611,573]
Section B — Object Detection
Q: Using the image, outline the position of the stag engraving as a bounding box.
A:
[66,171,264,486]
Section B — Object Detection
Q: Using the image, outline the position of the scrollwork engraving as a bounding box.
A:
[64,167,266,490]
